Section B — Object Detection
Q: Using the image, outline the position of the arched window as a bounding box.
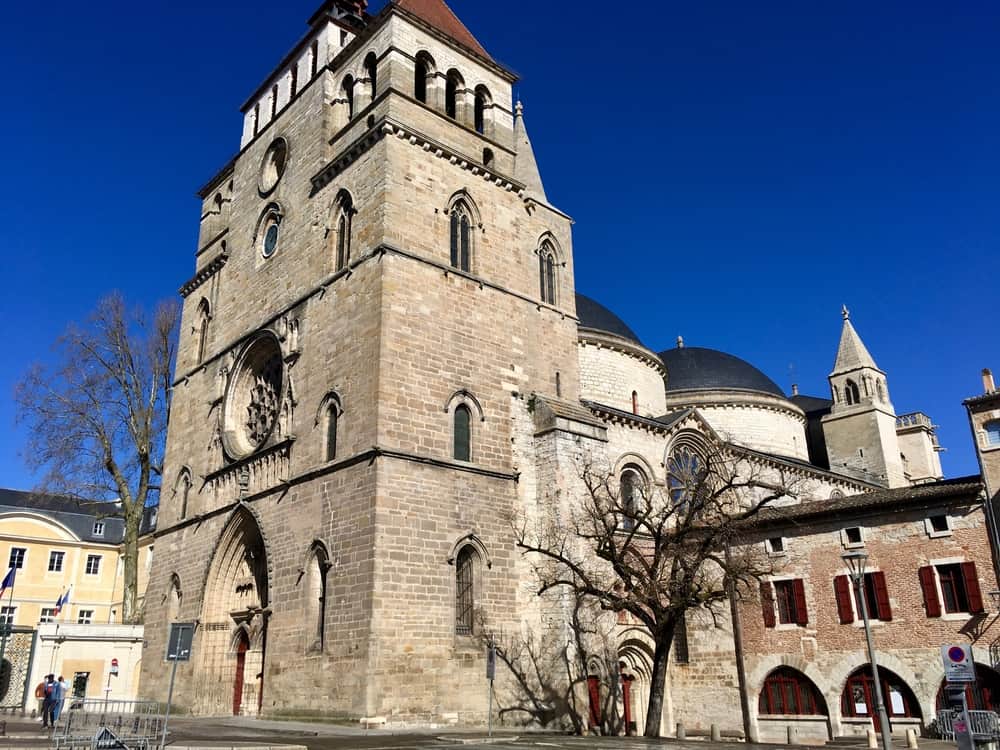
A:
[414,52,435,104]
[445,70,463,120]
[166,575,182,623]
[482,148,494,168]
[845,379,861,405]
[333,191,354,271]
[474,85,491,135]
[842,666,921,723]
[310,39,319,78]
[985,421,1000,447]
[342,75,355,120]
[449,201,472,272]
[619,467,645,532]
[324,395,342,463]
[936,665,1000,712]
[631,390,639,415]
[256,203,283,259]
[455,545,477,635]
[305,543,329,652]
[454,404,471,462]
[759,668,827,716]
[364,52,377,102]
[196,299,210,364]
[667,445,705,508]
[538,241,557,304]
[176,470,192,521]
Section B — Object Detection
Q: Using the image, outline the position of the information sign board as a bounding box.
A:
[166,622,195,662]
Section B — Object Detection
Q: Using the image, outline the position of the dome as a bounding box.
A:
[576,293,643,346]
[658,346,785,398]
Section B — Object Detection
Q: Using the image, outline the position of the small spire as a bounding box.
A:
[515,100,524,117]
[677,336,685,349]
[842,305,850,321]
[792,384,800,396]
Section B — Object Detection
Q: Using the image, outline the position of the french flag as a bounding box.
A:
[0,568,14,599]
[53,587,71,616]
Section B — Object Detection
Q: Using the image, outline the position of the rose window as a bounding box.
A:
[223,335,284,459]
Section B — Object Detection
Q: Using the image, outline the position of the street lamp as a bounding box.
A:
[842,550,892,750]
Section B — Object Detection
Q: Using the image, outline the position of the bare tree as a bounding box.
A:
[16,293,179,623]
[514,443,800,737]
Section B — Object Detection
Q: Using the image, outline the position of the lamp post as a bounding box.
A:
[843,551,892,750]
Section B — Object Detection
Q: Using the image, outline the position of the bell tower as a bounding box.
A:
[821,307,907,487]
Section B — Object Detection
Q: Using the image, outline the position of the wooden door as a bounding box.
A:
[233,631,249,716]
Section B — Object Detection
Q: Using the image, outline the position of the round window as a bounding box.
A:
[222,335,284,459]
[258,138,289,195]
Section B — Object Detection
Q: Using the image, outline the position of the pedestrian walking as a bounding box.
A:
[54,675,69,721]
[40,674,56,730]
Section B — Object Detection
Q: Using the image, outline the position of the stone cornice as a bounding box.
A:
[312,114,525,196]
[665,389,806,424]
[154,445,518,538]
[578,331,667,378]
[179,252,229,298]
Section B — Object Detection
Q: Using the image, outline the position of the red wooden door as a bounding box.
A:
[233,632,249,716]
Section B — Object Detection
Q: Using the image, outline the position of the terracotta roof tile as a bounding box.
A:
[391,0,492,61]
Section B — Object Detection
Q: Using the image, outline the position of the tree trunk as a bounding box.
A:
[643,632,672,737]
[121,508,140,624]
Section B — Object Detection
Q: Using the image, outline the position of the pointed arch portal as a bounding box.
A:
[200,508,270,716]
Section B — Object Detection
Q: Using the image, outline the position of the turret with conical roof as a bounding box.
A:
[821,308,906,487]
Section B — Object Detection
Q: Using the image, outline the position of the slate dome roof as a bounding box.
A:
[658,346,785,398]
[575,294,643,346]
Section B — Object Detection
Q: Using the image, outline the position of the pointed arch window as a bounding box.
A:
[306,543,329,652]
[175,469,193,521]
[324,395,342,463]
[449,201,472,272]
[455,545,477,635]
[667,438,708,510]
[196,299,211,364]
[538,241,557,304]
[333,191,354,272]
[454,404,472,462]
[845,379,861,405]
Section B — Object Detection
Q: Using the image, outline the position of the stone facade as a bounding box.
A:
[142,0,991,737]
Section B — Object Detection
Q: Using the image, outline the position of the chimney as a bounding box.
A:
[984,368,996,394]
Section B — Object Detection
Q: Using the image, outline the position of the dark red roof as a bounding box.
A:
[391,0,492,61]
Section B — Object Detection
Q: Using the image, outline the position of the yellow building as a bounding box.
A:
[0,489,155,707]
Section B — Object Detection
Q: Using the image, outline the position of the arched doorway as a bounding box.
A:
[936,664,1000,711]
[201,508,269,716]
[233,630,250,716]
[759,667,828,717]
[841,666,921,732]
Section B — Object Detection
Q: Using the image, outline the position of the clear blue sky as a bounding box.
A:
[2,0,997,488]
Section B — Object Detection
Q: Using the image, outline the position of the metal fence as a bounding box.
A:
[52,698,164,750]
[936,709,1000,741]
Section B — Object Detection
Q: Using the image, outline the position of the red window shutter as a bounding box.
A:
[873,571,892,621]
[792,579,809,626]
[834,575,855,624]
[761,581,776,628]
[919,566,942,618]
[962,562,985,614]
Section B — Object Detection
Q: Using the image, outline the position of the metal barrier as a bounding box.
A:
[52,698,164,750]
[937,709,1000,741]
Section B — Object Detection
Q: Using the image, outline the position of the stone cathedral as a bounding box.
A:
[145,0,993,739]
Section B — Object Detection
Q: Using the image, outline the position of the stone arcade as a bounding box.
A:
[143,0,998,738]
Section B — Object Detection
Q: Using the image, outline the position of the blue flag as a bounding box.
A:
[0,568,14,599]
